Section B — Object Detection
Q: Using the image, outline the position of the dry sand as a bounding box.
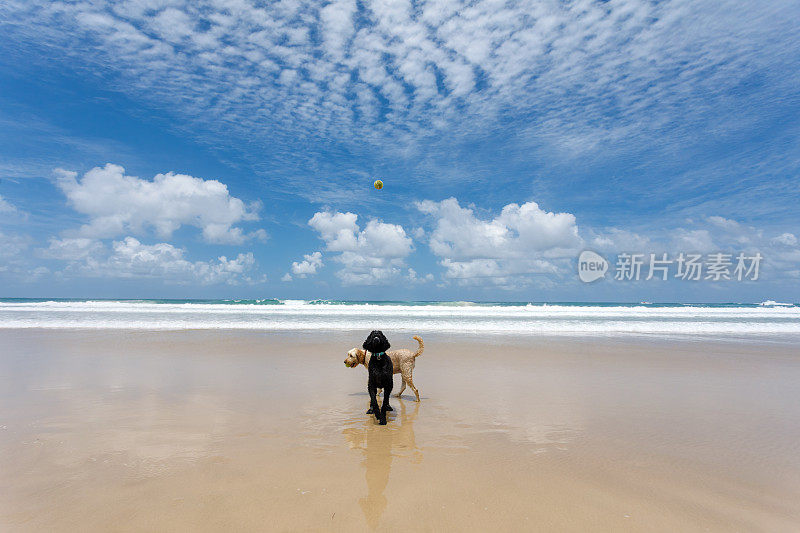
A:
[1,329,800,531]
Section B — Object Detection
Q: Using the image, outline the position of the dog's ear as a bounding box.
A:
[362,331,377,351]
[377,330,390,352]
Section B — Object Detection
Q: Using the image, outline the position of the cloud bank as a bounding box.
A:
[42,236,260,285]
[304,210,413,285]
[416,198,581,285]
[55,164,264,244]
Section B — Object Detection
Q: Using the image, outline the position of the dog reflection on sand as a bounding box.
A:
[342,399,421,529]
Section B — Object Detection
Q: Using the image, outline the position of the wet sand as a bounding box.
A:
[1,329,800,531]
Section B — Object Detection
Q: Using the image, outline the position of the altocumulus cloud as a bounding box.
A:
[5,0,795,160]
[55,164,266,245]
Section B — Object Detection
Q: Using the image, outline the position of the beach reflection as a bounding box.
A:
[342,399,420,529]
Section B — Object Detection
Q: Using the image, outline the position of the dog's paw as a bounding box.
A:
[366,408,373,414]
[379,418,387,425]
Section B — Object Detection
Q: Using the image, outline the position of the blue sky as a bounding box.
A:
[1,0,799,302]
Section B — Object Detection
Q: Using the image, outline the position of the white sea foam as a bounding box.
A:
[1,300,799,337]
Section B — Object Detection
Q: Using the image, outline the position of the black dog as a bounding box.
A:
[362,330,394,425]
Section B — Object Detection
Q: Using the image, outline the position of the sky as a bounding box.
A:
[0,0,799,302]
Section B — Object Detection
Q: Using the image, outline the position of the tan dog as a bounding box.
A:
[345,335,424,401]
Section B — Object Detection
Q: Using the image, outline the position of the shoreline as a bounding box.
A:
[2,326,800,349]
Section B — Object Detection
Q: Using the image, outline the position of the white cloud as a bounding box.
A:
[289,251,323,277]
[0,195,28,222]
[0,195,18,214]
[593,219,758,255]
[41,236,262,285]
[30,266,50,279]
[0,230,29,260]
[307,211,359,251]
[5,0,795,167]
[0,231,40,280]
[590,229,652,252]
[320,0,356,60]
[407,268,434,283]
[54,164,263,244]
[707,216,741,230]
[308,210,413,285]
[150,7,194,43]
[671,228,717,253]
[670,229,716,253]
[771,233,797,247]
[416,197,581,284]
[40,237,104,261]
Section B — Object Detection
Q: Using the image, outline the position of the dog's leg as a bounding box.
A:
[396,376,407,398]
[366,387,375,414]
[406,377,420,402]
[368,384,380,417]
[379,382,392,425]
[383,386,394,410]
[374,388,393,410]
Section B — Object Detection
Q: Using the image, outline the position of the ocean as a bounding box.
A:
[1,299,799,337]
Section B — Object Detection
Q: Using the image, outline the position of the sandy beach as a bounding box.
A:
[1,329,799,531]
[4,0,800,530]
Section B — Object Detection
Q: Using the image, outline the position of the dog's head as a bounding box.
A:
[344,348,365,368]
[362,330,390,354]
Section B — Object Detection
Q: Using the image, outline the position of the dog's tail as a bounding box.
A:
[412,335,424,358]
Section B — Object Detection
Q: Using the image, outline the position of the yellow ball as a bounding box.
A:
[374,179,383,190]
